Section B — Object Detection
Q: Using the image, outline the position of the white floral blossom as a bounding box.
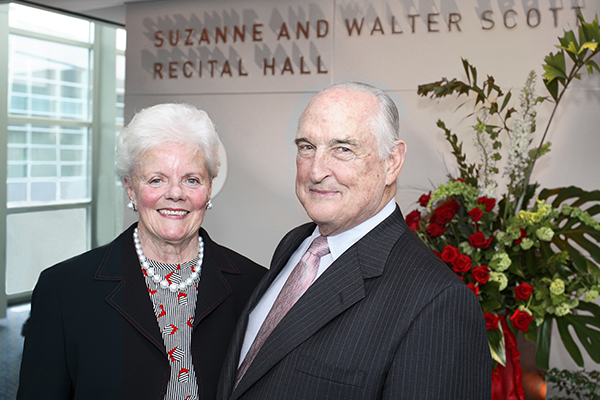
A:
[505,71,536,197]
[550,279,565,296]
[555,303,570,317]
[490,252,511,271]
[474,108,498,198]
[489,271,508,291]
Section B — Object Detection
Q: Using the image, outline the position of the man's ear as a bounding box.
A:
[385,140,407,186]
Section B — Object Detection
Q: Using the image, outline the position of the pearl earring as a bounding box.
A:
[206,199,213,210]
[127,200,137,212]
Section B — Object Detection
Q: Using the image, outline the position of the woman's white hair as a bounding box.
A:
[298,82,400,159]
[117,103,221,182]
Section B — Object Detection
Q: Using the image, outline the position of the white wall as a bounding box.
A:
[124,0,600,375]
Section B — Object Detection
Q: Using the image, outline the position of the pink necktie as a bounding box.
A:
[235,235,330,387]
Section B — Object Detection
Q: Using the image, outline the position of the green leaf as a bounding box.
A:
[500,91,512,112]
[555,302,600,367]
[538,187,600,265]
[581,15,600,43]
[580,41,599,53]
[556,315,585,367]
[462,58,472,84]
[489,325,506,366]
[543,77,559,102]
[586,59,600,74]
[543,62,567,84]
[535,317,553,369]
[559,29,579,62]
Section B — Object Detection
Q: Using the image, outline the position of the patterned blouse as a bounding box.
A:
[143,255,201,400]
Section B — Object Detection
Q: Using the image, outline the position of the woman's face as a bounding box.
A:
[125,142,212,247]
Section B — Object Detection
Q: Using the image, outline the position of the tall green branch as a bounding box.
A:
[515,14,600,213]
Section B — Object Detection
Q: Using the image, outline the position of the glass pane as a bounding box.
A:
[32,129,57,145]
[8,35,90,120]
[8,3,92,43]
[61,180,87,199]
[32,148,57,161]
[61,149,83,162]
[116,28,127,51]
[11,80,27,93]
[32,81,56,96]
[61,132,85,146]
[31,164,57,177]
[7,165,27,179]
[9,95,27,113]
[8,148,27,161]
[6,209,89,295]
[116,54,126,125]
[61,165,84,176]
[7,124,90,205]
[8,129,26,144]
[30,182,57,201]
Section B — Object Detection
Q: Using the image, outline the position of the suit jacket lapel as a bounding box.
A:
[232,207,408,398]
[193,228,237,328]
[96,224,166,353]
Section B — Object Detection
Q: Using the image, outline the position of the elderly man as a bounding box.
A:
[218,82,491,399]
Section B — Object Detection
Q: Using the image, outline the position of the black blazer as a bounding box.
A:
[218,206,492,399]
[17,224,266,400]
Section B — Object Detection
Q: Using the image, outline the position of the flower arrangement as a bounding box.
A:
[412,13,600,374]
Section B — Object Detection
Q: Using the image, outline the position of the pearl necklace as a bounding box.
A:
[134,228,204,292]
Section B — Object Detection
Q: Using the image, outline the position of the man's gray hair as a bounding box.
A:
[298,82,400,159]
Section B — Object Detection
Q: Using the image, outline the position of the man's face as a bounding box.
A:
[294,88,403,236]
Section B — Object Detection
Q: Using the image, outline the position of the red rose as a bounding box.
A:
[510,309,534,332]
[468,207,483,222]
[514,228,527,245]
[467,283,479,296]
[484,313,500,330]
[432,200,460,224]
[440,245,460,263]
[478,197,496,212]
[405,210,421,231]
[418,191,431,207]
[469,231,493,249]
[515,282,534,301]
[452,254,472,273]
[471,265,490,284]
[427,223,446,238]
[453,178,465,182]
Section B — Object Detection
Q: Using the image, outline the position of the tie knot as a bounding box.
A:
[308,235,330,258]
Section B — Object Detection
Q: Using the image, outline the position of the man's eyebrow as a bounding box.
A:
[330,138,358,147]
[294,137,311,145]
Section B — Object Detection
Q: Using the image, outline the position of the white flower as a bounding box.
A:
[505,71,536,195]
[474,109,498,198]
[489,271,508,291]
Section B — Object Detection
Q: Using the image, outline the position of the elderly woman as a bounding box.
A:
[18,103,266,400]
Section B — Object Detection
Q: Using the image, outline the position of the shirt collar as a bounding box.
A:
[313,199,396,261]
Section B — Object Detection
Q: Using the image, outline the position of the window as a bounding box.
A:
[1,3,125,312]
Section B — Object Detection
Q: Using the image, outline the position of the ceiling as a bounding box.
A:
[17,0,157,26]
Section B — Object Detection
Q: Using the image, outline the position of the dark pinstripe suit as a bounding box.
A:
[218,206,492,399]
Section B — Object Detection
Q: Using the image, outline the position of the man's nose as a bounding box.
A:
[309,152,331,182]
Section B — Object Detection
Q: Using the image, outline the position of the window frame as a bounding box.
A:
[0,2,125,315]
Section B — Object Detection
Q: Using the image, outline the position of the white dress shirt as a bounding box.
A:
[238,199,397,366]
